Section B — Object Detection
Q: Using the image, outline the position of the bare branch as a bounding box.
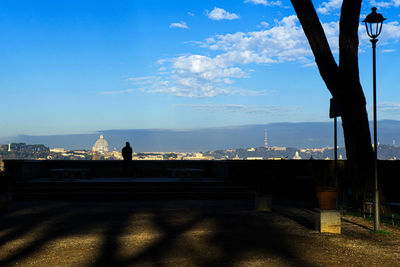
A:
[339,0,364,101]
[290,0,340,97]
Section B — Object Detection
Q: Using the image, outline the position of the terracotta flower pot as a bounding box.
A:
[315,187,339,210]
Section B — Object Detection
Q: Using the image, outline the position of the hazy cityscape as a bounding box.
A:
[2,130,400,161]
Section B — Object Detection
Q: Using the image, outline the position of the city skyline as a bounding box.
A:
[2,1,400,138]
[2,119,400,152]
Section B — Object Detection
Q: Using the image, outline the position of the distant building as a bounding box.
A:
[292,151,302,160]
[92,134,109,154]
[233,154,241,160]
[50,148,66,153]
[184,153,205,160]
[246,157,264,160]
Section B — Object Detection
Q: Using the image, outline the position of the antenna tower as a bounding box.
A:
[264,128,268,148]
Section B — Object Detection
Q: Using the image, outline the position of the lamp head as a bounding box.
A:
[362,7,386,39]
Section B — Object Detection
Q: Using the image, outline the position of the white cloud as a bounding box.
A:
[100,89,135,95]
[175,104,286,115]
[258,21,270,28]
[202,15,315,63]
[382,49,396,52]
[369,0,400,8]
[129,16,316,98]
[244,0,282,6]
[381,21,400,41]
[125,15,400,99]
[317,0,342,15]
[187,12,195,17]
[126,76,156,85]
[322,21,339,52]
[169,21,189,29]
[303,62,317,67]
[378,102,400,113]
[206,7,240,21]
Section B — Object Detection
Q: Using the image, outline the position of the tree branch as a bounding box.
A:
[290,0,340,97]
[339,0,364,103]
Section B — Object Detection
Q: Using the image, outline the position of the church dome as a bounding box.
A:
[92,134,109,154]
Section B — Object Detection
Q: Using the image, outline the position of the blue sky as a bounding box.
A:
[1,0,400,138]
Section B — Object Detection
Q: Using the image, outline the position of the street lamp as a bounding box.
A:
[362,7,386,232]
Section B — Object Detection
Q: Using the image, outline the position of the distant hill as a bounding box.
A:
[1,120,400,152]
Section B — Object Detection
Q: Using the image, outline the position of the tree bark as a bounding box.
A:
[291,0,374,190]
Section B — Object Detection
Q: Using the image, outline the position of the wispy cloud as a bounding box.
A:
[369,0,400,8]
[303,62,317,67]
[382,49,396,53]
[258,21,270,28]
[126,76,157,85]
[206,7,240,21]
[317,0,342,15]
[187,12,195,17]
[378,102,400,113]
[243,0,282,6]
[100,89,135,95]
[169,21,189,29]
[175,103,293,115]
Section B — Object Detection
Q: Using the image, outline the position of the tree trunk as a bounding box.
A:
[340,83,374,192]
[290,0,374,191]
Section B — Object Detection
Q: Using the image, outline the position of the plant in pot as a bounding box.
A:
[311,161,340,210]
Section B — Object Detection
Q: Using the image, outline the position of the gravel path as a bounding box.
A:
[0,200,399,266]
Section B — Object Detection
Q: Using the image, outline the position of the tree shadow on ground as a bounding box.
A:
[342,218,373,231]
[275,207,316,231]
[0,200,320,266]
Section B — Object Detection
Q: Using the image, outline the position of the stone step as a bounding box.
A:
[13,186,249,193]
[12,183,248,192]
[11,179,254,200]
[12,191,255,200]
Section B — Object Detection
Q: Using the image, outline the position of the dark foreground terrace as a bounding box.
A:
[1,159,400,266]
[1,199,400,266]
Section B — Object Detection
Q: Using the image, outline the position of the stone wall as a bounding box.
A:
[3,159,399,203]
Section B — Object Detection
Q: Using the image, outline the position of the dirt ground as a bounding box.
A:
[0,200,399,266]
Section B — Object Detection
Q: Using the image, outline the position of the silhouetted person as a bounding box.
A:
[122,142,133,176]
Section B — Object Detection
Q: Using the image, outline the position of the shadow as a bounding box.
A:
[203,210,318,266]
[282,214,315,230]
[0,203,69,248]
[342,218,373,231]
[273,204,316,230]
[0,202,107,266]
[0,200,322,266]
[105,202,318,266]
[91,207,133,266]
[122,210,211,266]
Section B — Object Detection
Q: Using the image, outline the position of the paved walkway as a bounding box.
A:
[0,200,399,266]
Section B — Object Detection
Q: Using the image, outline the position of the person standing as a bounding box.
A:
[122,142,133,176]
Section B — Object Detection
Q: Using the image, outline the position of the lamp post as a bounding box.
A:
[363,7,386,232]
